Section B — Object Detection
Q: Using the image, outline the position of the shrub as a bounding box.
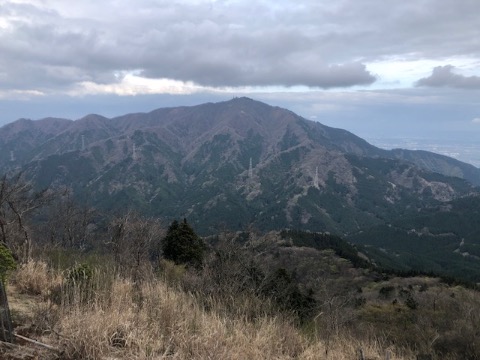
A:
[67,263,93,284]
[162,219,205,268]
[0,244,16,281]
[379,285,395,299]
[64,263,95,305]
[261,268,317,322]
[405,294,418,310]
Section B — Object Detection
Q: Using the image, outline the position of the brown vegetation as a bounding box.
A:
[5,248,479,360]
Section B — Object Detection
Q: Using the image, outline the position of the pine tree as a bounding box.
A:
[162,219,205,267]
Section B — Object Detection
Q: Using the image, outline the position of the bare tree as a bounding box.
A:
[107,212,164,281]
[37,187,96,249]
[0,173,52,262]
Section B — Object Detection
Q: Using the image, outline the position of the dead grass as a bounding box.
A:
[11,260,62,297]
[8,261,419,359]
[6,283,39,324]
[54,278,306,359]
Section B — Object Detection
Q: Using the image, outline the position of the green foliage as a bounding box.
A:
[63,263,95,305]
[67,263,93,284]
[0,244,16,281]
[162,219,205,268]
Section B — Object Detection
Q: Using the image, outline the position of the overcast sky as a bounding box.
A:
[1,0,479,162]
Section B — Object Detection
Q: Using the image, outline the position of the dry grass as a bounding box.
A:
[11,260,58,296]
[8,261,418,359]
[55,278,306,359]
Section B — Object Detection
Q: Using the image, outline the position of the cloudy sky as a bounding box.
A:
[1,0,479,162]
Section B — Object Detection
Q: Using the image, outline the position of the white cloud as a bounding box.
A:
[0,89,45,99]
[70,74,204,96]
[472,118,480,124]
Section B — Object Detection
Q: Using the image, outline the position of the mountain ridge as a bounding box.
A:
[2,97,480,280]
[1,98,479,230]
[4,97,478,182]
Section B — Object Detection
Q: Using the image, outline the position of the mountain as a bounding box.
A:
[1,98,479,235]
[2,97,480,280]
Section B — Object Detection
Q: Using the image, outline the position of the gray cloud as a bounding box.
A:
[416,65,480,89]
[0,1,377,91]
[141,59,375,88]
[0,0,479,94]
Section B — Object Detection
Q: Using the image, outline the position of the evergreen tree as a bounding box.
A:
[162,219,205,267]
[0,244,16,282]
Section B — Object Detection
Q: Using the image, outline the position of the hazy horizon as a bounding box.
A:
[366,137,480,168]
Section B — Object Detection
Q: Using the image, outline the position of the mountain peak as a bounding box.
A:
[77,114,109,122]
[228,96,257,103]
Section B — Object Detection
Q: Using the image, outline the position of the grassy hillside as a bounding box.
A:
[3,233,480,360]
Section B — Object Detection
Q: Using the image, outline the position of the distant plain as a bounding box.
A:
[367,138,480,168]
